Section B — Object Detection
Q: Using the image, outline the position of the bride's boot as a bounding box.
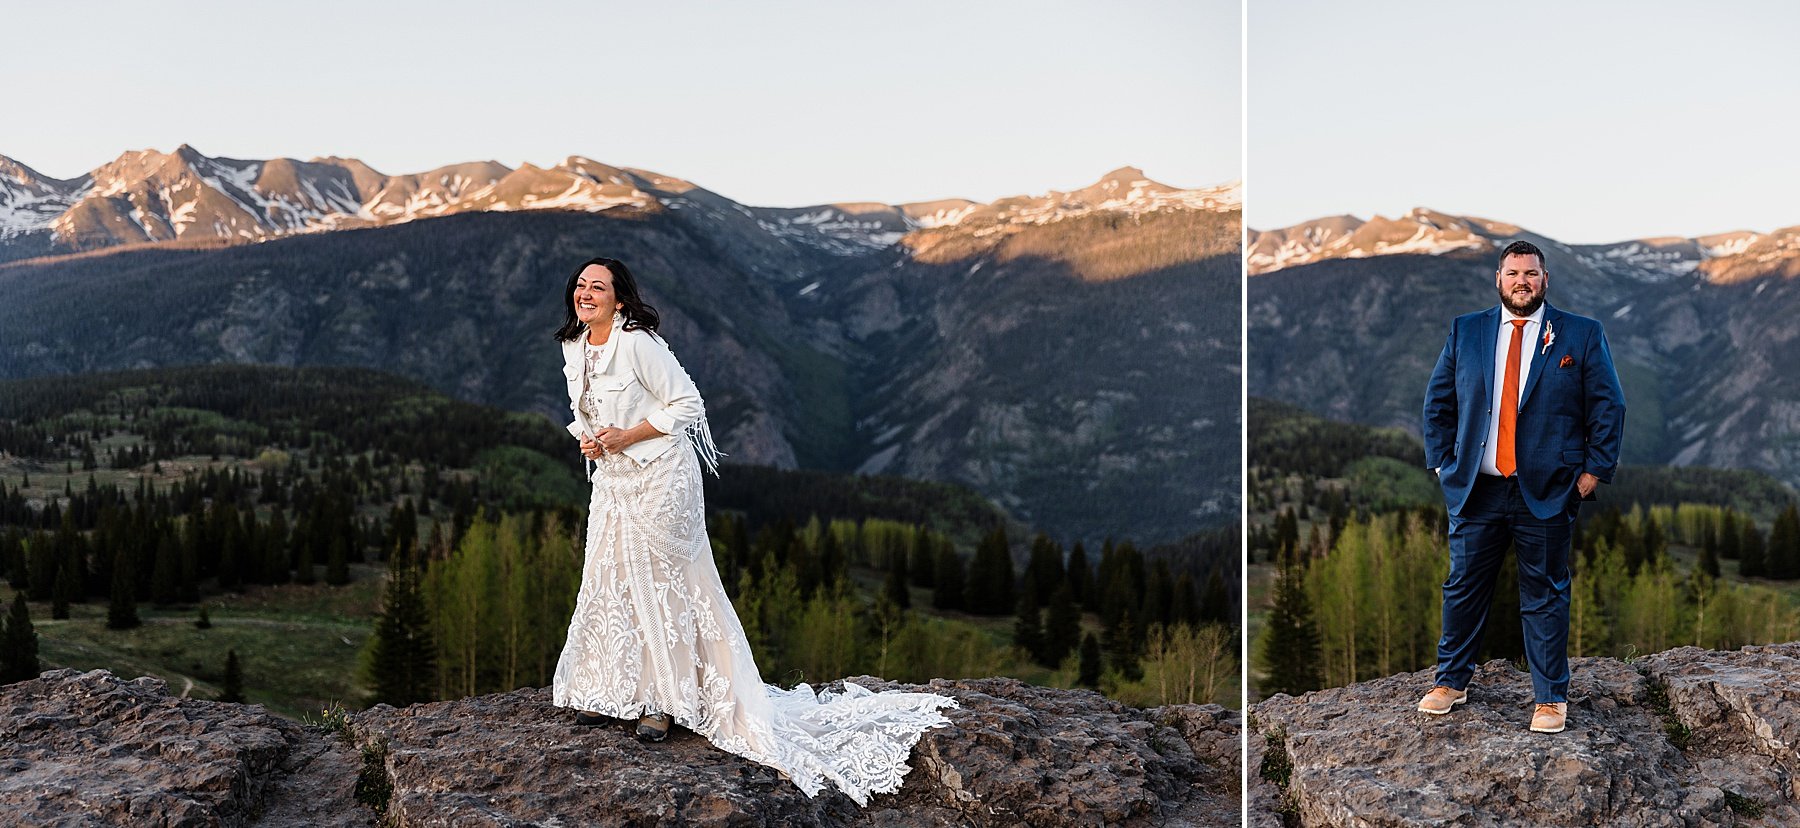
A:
[636,712,672,742]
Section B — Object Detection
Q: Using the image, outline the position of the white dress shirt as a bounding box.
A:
[1479,302,1546,476]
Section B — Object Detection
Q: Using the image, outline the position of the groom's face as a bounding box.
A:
[1496,252,1547,316]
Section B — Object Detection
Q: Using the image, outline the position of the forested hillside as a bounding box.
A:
[0,366,1238,717]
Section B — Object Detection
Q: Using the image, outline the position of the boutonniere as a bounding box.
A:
[1559,355,1575,368]
[1541,320,1555,355]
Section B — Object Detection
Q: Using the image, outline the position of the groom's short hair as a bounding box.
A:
[1497,240,1546,273]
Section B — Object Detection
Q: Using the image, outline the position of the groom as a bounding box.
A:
[1418,240,1626,734]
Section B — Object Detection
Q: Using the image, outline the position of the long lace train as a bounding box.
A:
[551,443,958,804]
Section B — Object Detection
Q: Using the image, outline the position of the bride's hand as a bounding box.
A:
[595,426,632,454]
[579,434,604,459]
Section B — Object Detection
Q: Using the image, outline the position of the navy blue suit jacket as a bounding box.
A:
[1422,302,1626,519]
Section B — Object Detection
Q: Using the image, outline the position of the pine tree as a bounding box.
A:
[1077,632,1102,688]
[295,528,317,585]
[1769,504,1800,580]
[326,535,350,585]
[932,544,965,612]
[52,541,79,620]
[882,551,911,610]
[1718,511,1741,561]
[1025,533,1064,605]
[27,535,57,601]
[965,526,1014,616]
[1259,553,1323,696]
[1143,560,1173,629]
[1643,513,1666,568]
[1013,590,1044,664]
[1171,571,1199,626]
[1066,541,1093,606]
[1697,534,1721,579]
[362,543,438,708]
[908,529,934,589]
[2,591,42,682]
[1202,568,1232,625]
[1740,520,1766,578]
[1042,583,1081,667]
[1104,609,1143,681]
[220,649,246,703]
[106,544,140,630]
[152,533,181,605]
[196,605,212,629]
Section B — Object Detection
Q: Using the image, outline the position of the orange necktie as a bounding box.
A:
[1497,319,1527,477]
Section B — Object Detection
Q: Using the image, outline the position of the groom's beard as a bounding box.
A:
[1499,284,1545,316]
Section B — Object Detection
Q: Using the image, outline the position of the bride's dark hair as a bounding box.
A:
[554,256,662,342]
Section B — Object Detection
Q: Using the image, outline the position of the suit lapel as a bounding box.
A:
[1475,306,1499,409]
[1518,303,1559,410]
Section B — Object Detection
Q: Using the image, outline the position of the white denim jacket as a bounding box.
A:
[561,314,722,480]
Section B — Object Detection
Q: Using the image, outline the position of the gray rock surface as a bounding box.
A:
[1248,644,1800,827]
[2,669,1238,827]
[0,667,369,827]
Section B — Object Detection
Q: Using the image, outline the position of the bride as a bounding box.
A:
[548,256,959,804]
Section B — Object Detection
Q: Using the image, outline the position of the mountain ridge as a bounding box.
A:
[1248,208,1800,282]
[0,146,1239,263]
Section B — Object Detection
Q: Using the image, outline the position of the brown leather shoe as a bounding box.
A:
[1417,685,1467,715]
[1530,702,1568,733]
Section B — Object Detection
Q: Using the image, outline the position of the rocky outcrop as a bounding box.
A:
[2,669,1237,827]
[1248,643,1800,827]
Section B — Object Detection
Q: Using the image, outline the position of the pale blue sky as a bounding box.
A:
[1,0,1239,208]
[1250,0,1800,243]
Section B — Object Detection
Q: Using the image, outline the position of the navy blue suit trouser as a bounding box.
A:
[1435,473,1576,703]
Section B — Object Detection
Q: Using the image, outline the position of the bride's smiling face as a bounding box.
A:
[573,264,623,325]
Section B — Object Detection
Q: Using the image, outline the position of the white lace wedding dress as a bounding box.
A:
[551,344,958,805]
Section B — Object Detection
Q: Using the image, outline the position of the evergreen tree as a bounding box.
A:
[52,541,79,620]
[1718,511,1741,561]
[1066,541,1093,606]
[1143,559,1173,628]
[196,606,212,629]
[2,591,41,683]
[1024,533,1064,605]
[1202,568,1232,625]
[267,508,291,585]
[1013,590,1044,665]
[1740,520,1766,578]
[932,544,965,612]
[1171,571,1199,626]
[882,550,912,610]
[1768,505,1800,580]
[327,535,350,585]
[1258,553,1323,696]
[362,544,438,708]
[1643,513,1666,568]
[1077,632,1102,688]
[965,526,1014,616]
[817,528,845,593]
[106,544,140,630]
[908,529,935,589]
[1697,534,1721,579]
[220,649,246,703]
[295,528,317,585]
[151,533,181,605]
[1104,609,1143,681]
[1042,583,1081,667]
[27,536,57,601]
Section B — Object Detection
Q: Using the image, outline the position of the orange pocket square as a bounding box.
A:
[1559,355,1575,368]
